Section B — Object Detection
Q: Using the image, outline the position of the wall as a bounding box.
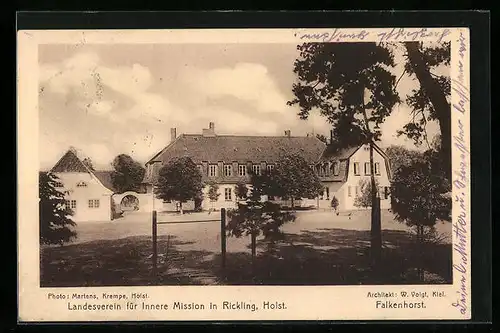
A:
[201,184,238,211]
[53,172,113,222]
[343,144,391,210]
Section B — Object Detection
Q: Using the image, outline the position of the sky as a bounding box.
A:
[38,42,446,171]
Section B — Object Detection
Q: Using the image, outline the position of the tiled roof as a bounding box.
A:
[148,134,326,165]
[320,146,360,161]
[50,148,91,173]
[143,134,326,184]
[92,170,116,192]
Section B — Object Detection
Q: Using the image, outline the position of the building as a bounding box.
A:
[316,142,392,211]
[142,122,392,212]
[47,147,116,222]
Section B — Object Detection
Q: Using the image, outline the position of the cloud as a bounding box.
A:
[199,107,279,135]
[184,62,289,113]
[39,52,176,124]
[84,143,113,167]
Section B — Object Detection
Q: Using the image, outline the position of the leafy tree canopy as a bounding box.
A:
[235,181,249,200]
[82,157,95,171]
[111,154,146,193]
[288,42,401,149]
[270,153,323,201]
[155,156,203,204]
[354,178,381,209]
[391,151,451,227]
[39,172,76,245]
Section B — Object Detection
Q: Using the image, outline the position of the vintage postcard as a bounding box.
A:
[17,27,471,322]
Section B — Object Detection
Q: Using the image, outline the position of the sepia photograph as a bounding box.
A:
[37,39,454,288]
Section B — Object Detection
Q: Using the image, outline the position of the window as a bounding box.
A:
[268,195,275,201]
[224,188,232,201]
[325,187,330,200]
[88,199,100,208]
[252,164,261,176]
[364,162,371,175]
[55,182,64,188]
[353,162,360,175]
[66,200,77,210]
[355,186,359,197]
[374,162,381,175]
[163,199,172,203]
[224,165,233,177]
[209,165,218,177]
[348,186,352,197]
[77,181,87,187]
[320,164,327,176]
[238,164,247,176]
[384,187,390,200]
[266,164,274,172]
[332,162,340,176]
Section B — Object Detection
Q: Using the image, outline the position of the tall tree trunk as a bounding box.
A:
[179,201,184,215]
[404,42,451,180]
[417,225,424,282]
[369,142,382,266]
[361,91,382,268]
[251,231,257,275]
[290,198,294,210]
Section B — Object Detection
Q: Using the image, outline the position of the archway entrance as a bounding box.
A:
[120,194,140,212]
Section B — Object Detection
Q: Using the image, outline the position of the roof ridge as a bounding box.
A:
[182,134,320,138]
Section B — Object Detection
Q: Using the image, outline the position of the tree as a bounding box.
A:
[330,196,339,214]
[235,181,249,201]
[401,42,451,179]
[155,157,203,214]
[194,192,204,212]
[384,145,423,179]
[226,172,296,272]
[207,181,221,210]
[316,134,328,144]
[288,42,400,263]
[82,157,95,171]
[354,178,380,209]
[391,150,451,281]
[270,153,324,209]
[111,154,146,193]
[39,172,76,245]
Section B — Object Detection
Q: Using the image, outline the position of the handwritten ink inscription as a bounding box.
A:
[451,31,470,317]
[297,28,369,43]
[296,28,451,44]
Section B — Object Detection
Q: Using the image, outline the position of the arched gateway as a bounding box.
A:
[112,191,143,213]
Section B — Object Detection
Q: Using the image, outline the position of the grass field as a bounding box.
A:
[40,210,452,287]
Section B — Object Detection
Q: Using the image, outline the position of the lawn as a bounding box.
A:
[40,210,452,287]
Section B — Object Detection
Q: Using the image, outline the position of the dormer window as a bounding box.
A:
[331,162,340,176]
[77,181,87,187]
[252,164,261,176]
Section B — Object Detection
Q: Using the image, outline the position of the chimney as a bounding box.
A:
[170,128,177,143]
[202,122,216,137]
[284,130,291,138]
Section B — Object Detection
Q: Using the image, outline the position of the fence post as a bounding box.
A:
[221,208,226,269]
[152,210,158,279]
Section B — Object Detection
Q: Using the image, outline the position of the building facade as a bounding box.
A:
[48,148,115,222]
[316,143,392,211]
[142,122,392,213]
